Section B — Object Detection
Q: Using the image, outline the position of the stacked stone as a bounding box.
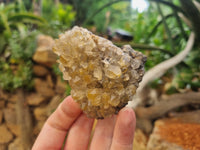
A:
[0,35,67,150]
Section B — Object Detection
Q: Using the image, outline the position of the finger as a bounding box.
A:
[110,108,136,150]
[32,96,82,150]
[89,115,117,150]
[64,114,94,150]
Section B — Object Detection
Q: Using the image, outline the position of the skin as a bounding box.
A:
[32,96,136,150]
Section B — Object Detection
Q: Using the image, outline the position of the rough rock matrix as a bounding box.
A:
[53,26,146,119]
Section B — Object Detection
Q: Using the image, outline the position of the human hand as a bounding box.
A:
[32,96,136,150]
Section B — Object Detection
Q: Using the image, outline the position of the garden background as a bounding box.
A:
[0,0,200,149]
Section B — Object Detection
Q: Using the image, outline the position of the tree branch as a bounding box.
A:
[169,110,200,124]
[179,0,200,41]
[135,92,200,119]
[149,0,186,15]
[137,32,195,93]
[115,42,174,56]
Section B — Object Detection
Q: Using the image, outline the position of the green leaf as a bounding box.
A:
[8,12,46,24]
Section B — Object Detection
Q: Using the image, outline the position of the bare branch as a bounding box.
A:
[193,0,200,12]
[149,0,186,15]
[135,92,200,120]
[137,32,195,93]
[115,42,174,56]
[178,13,193,28]
[169,110,200,124]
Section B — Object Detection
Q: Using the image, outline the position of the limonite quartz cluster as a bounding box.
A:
[53,26,146,119]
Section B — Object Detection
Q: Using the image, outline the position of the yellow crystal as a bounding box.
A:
[53,26,146,119]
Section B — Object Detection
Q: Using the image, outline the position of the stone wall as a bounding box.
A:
[0,35,68,150]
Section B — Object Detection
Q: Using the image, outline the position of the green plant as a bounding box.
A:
[0,2,46,53]
[8,30,38,61]
[87,0,199,92]
[52,64,62,76]
[0,30,38,91]
[41,0,76,34]
[0,61,33,91]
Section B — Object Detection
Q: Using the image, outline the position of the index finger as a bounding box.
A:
[32,96,82,150]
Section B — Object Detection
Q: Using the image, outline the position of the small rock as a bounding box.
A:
[27,93,48,106]
[34,95,62,121]
[46,95,62,116]
[55,76,67,94]
[0,100,5,108]
[147,118,200,150]
[33,35,57,67]
[46,75,54,88]
[7,124,19,137]
[0,124,13,144]
[37,35,55,49]
[0,144,7,150]
[3,108,20,136]
[33,65,49,77]
[6,103,15,109]
[3,108,17,125]
[0,90,9,100]
[33,121,45,136]
[8,138,23,150]
[34,78,55,97]
[8,94,18,103]
[0,111,3,124]
[133,129,148,150]
[34,106,47,121]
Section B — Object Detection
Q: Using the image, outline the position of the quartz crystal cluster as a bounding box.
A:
[53,26,146,119]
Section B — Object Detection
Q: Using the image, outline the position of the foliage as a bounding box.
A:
[85,0,199,92]
[52,63,62,76]
[65,84,71,96]
[0,61,33,91]
[0,2,45,53]
[0,0,199,93]
[41,0,76,37]
[8,30,38,61]
[0,30,38,91]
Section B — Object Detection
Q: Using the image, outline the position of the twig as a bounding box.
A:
[149,0,186,15]
[137,32,195,93]
[135,92,200,119]
[115,42,174,56]
[169,110,200,124]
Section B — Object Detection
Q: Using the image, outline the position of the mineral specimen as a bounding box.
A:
[53,26,146,119]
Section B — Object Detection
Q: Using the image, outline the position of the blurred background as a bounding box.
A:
[0,0,199,150]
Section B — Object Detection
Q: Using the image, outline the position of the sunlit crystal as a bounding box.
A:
[53,26,146,119]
